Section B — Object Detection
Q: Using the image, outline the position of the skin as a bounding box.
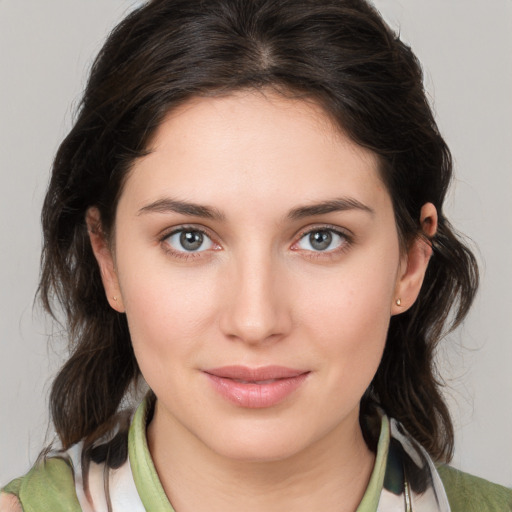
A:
[0,493,23,512]
[88,90,436,512]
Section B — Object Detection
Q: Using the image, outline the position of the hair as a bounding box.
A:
[40,0,478,465]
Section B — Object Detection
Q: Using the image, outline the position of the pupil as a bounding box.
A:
[310,230,332,251]
[180,231,203,251]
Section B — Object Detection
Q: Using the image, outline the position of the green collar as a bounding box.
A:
[128,398,390,512]
[129,398,175,511]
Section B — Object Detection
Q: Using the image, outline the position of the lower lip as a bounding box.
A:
[205,373,309,408]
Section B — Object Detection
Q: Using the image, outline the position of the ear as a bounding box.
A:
[391,203,437,315]
[86,207,125,313]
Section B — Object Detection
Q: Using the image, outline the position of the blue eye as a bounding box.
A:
[165,229,214,253]
[296,229,345,252]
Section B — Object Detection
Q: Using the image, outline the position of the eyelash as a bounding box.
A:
[292,225,353,259]
[159,224,353,260]
[160,226,219,260]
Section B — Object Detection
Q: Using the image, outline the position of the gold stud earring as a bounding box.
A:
[396,298,401,306]
[113,296,118,302]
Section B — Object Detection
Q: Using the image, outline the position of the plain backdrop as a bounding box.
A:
[1,0,511,489]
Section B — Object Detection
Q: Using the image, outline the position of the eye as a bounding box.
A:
[295,228,347,252]
[164,228,214,253]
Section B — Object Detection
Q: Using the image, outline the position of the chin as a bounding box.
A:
[212,438,306,464]
[199,419,320,464]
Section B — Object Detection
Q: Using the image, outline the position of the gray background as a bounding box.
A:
[1,0,511,488]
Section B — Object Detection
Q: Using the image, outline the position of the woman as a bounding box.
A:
[1,0,510,510]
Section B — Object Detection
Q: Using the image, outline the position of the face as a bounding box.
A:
[91,90,430,462]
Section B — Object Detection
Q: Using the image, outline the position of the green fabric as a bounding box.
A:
[127,399,390,512]
[128,400,389,512]
[1,477,22,497]
[356,414,390,511]
[437,464,512,512]
[3,398,511,511]
[129,399,175,511]
[2,457,82,512]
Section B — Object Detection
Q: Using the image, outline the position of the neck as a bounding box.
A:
[147,403,376,512]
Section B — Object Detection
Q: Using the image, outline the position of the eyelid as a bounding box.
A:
[294,224,353,242]
[290,224,353,253]
[157,223,353,259]
[159,224,222,257]
[159,223,217,240]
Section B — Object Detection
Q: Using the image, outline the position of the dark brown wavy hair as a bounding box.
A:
[40,0,478,464]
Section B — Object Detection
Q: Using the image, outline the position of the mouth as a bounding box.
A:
[230,378,281,384]
[203,366,310,408]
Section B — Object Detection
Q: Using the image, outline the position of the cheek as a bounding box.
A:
[296,256,397,335]
[292,253,398,380]
[117,258,220,380]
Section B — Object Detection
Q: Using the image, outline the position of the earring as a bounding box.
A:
[395,298,401,306]
[113,296,118,302]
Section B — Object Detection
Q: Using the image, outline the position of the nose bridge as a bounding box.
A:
[220,244,290,344]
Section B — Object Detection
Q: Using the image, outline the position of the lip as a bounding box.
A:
[204,366,309,408]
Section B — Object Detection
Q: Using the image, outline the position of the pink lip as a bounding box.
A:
[204,366,309,408]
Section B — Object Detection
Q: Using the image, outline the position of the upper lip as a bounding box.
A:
[204,365,308,381]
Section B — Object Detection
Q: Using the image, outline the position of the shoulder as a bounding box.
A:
[437,465,512,512]
[1,456,82,512]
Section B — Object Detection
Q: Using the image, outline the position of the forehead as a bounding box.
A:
[120,90,389,217]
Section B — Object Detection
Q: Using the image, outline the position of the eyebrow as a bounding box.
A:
[287,197,374,220]
[137,196,373,222]
[137,198,225,221]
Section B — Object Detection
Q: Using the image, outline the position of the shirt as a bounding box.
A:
[2,398,511,511]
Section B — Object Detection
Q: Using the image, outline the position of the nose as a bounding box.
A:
[219,251,292,345]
